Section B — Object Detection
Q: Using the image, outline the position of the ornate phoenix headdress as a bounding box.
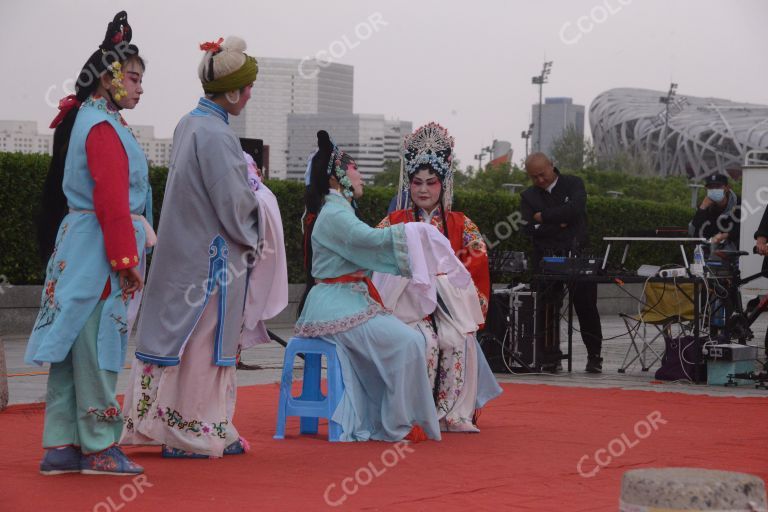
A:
[398,122,455,210]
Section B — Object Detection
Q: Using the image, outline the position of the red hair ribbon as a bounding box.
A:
[199,37,224,52]
[49,94,81,129]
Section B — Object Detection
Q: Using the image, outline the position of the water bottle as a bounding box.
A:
[692,244,705,276]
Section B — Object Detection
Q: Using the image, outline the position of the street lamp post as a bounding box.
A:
[474,151,486,171]
[659,82,678,177]
[531,61,553,153]
[521,123,534,160]
[475,145,492,170]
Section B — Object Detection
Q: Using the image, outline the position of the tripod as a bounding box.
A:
[500,293,537,372]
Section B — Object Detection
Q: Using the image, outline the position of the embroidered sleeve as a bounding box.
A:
[86,122,138,271]
[462,216,487,254]
[457,215,490,322]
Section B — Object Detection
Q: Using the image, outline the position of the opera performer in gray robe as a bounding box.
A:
[121,36,261,458]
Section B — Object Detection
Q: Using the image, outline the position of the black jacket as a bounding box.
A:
[520,173,590,258]
[755,206,768,241]
[688,190,740,244]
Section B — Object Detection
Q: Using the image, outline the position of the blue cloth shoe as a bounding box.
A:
[161,445,209,459]
[80,446,144,475]
[40,446,82,475]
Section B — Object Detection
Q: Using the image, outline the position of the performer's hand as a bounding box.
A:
[710,232,728,244]
[533,212,543,223]
[757,237,768,256]
[119,266,144,298]
[700,196,714,209]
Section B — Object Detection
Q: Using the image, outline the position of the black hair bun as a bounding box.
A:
[100,11,132,50]
[316,130,332,150]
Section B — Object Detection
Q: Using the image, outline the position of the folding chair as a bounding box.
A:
[618,281,695,372]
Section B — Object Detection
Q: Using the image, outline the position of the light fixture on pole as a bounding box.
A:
[475,145,492,170]
[658,82,678,177]
[531,61,553,153]
[474,151,486,171]
[521,123,534,160]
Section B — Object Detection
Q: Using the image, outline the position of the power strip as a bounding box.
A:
[658,267,688,278]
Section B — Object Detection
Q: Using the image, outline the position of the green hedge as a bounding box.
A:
[0,152,693,285]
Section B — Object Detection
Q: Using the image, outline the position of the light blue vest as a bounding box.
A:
[25,96,152,372]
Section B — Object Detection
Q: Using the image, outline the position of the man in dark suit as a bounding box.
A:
[520,153,603,373]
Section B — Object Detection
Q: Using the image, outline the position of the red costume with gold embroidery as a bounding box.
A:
[379,208,490,321]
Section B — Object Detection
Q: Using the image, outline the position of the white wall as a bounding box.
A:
[738,165,768,299]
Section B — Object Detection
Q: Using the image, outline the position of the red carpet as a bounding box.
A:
[1,382,766,512]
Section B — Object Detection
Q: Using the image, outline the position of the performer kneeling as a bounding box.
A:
[377,123,502,432]
[296,130,441,442]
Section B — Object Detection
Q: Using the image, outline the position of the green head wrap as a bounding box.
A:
[203,55,258,94]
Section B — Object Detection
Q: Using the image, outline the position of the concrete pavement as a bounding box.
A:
[4,315,768,407]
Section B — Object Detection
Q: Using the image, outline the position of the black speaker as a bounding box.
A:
[239,138,264,170]
[478,289,560,373]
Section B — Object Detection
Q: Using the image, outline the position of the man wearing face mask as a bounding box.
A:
[688,173,740,249]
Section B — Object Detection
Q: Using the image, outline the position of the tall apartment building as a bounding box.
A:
[0,120,174,168]
[0,121,52,155]
[286,115,411,182]
[131,125,173,167]
[531,97,585,157]
[230,58,354,179]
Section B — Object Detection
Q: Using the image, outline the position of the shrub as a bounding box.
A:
[0,152,698,284]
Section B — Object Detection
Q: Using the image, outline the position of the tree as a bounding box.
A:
[451,158,472,188]
[372,159,401,187]
[550,125,587,172]
[596,148,657,177]
[464,161,522,193]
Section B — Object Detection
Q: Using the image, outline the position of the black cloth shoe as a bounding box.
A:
[236,361,262,370]
[585,356,603,374]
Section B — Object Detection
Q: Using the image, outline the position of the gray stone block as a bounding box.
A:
[0,285,42,336]
[620,468,767,511]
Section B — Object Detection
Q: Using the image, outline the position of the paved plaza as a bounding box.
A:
[5,315,767,407]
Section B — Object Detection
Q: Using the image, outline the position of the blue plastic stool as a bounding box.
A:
[274,337,344,442]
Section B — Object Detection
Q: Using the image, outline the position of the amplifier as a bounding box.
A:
[541,256,602,276]
[489,250,527,274]
[478,289,560,372]
[704,343,758,362]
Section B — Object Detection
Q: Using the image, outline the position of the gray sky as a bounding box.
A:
[2,0,767,169]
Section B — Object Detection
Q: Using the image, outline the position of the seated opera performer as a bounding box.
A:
[377,122,502,432]
[296,129,443,442]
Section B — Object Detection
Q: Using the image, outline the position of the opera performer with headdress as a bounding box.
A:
[376,123,502,432]
[296,130,469,442]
